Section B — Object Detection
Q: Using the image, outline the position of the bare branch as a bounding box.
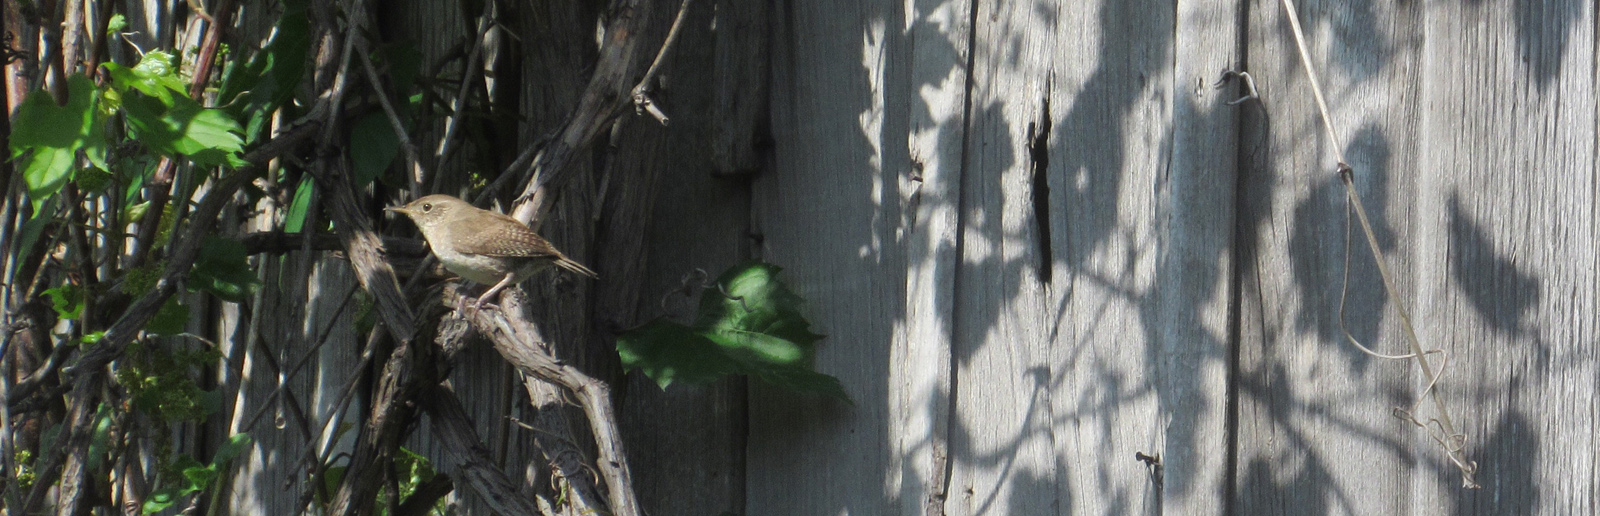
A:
[462,293,642,516]
[630,0,694,125]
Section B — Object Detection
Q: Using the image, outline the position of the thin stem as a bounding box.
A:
[1277,0,1478,488]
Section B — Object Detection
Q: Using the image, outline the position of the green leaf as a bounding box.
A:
[146,297,189,335]
[189,237,261,302]
[110,52,248,168]
[219,0,309,143]
[696,263,825,348]
[322,465,346,499]
[75,166,112,193]
[9,198,54,269]
[213,434,253,465]
[106,13,127,34]
[44,284,85,320]
[142,488,179,514]
[348,113,400,188]
[181,464,218,492]
[284,175,315,233]
[121,94,248,168]
[383,43,424,103]
[10,76,104,209]
[617,319,744,389]
[87,405,114,472]
[616,262,849,402]
[104,52,186,103]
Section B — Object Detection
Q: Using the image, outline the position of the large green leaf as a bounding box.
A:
[220,0,309,143]
[9,75,106,209]
[348,112,400,187]
[616,319,744,389]
[617,262,848,402]
[108,52,248,168]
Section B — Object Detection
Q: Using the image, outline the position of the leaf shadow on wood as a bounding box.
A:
[1289,123,1397,373]
[1233,362,1423,513]
[1285,0,1394,81]
[1445,192,1543,343]
[1451,408,1539,514]
[1235,99,1422,513]
[1508,0,1584,90]
[1454,0,1586,90]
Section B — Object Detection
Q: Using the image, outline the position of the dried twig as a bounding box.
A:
[357,42,429,199]
[509,0,675,226]
[1277,0,1478,488]
[630,0,694,125]
[432,3,495,175]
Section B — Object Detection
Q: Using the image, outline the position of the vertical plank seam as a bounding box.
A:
[1222,0,1252,513]
[926,0,986,512]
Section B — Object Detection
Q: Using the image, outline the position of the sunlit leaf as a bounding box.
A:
[44,284,85,320]
[617,319,744,389]
[10,76,104,209]
[617,262,849,402]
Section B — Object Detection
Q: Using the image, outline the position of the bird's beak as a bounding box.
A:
[385,206,410,216]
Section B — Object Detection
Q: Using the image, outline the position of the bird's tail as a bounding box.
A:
[555,256,598,279]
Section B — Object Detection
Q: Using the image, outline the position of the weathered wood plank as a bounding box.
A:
[1237,0,1435,513]
[892,0,969,514]
[1159,0,1241,513]
[947,1,1061,512]
[709,0,770,175]
[951,0,1200,513]
[748,0,908,513]
[614,2,750,514]
[1416,1,1596,513]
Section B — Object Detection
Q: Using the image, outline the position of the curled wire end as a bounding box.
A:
[1216,69,1260,105]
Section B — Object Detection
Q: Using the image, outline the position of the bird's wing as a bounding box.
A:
[448,213,563,258]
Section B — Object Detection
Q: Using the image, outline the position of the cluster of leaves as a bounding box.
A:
[2,7,295,514]
[10,51,247,212]
[112,340,223,422]
[141,435,254,514]
[617,262,849,402]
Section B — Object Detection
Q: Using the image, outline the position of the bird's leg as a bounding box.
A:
[474,273,518,309]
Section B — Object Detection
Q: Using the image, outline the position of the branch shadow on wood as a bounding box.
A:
[1234,93,1392,513]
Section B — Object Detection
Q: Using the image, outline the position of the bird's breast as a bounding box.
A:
[432,246,515,284]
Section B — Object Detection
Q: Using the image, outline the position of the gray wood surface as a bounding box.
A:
[1416,1,1595,513]
[615,2,751,515]
[747,0,908,514]
[893,0,969,514]
[1159,1,1241,513]
[1238,0,1427,514]
[156,0,1593,514]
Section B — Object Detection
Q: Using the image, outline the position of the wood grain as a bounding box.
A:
[747,0,907,513]
[1416,0,1596,513]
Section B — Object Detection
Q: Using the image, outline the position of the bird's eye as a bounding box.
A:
[421,203,432,212]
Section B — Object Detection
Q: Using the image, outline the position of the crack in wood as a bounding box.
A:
[1027,81,1054,283]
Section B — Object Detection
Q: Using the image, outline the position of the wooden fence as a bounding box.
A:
[4,0,1591,514]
